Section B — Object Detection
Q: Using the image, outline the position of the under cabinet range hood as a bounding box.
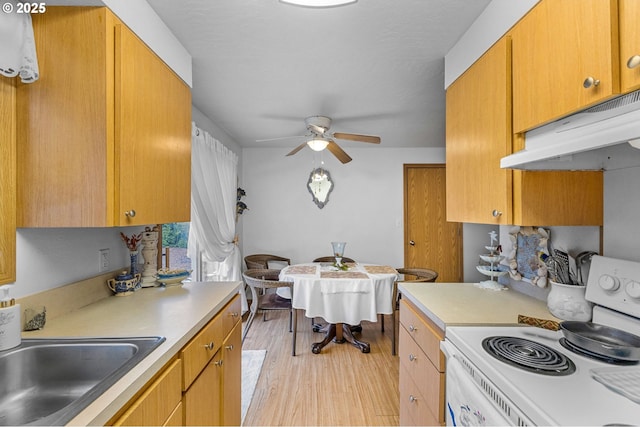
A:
[501,90,640,170]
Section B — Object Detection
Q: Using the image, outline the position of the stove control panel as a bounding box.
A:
[586,256,640,318]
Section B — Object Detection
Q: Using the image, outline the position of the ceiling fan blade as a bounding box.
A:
[256,135,305,143]
[286,143,308,157]
[332,132,381,144]
[326,140,352,164]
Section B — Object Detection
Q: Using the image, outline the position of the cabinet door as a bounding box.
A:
[0,76,16,284]
[115,24,191,226]
[184,352,223,426]
[222,322,242,426]
[620,0,640,92]
[512,0,619,133]
[113,359,183,426]
[446,37,513,224]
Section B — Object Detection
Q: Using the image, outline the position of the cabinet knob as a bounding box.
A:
[203,342,215,350]
[409,395,417,403]
[225,344,234,351]
[409,240,415,246]
[229,312,239,318]
[628,55,640,69]
[408,353,416,362]
[408,325,416,333]
[583,76,600,88]
[124,210,137,218]
[214,359,224,367]
[491,209,502,218]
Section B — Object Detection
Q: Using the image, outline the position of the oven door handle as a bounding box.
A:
[440,338,457,360]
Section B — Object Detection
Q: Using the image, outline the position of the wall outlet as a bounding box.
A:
[99,248,110,272]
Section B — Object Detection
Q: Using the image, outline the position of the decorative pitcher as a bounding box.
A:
[108,271,141,296]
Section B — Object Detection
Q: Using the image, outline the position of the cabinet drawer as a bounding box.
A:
[222,294,241,339]
[399,299,445,371]
[399,326,445,424]
[113,358,182,426]
[181,311,224,390]
[399,362,439,426]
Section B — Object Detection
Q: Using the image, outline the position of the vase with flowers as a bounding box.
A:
[120,232,143,288]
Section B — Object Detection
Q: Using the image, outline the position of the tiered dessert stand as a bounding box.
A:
[476,231,508,290]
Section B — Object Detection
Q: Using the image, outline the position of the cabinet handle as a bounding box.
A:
[203,342,214,350]
[583,76,600,88]
[408,353,416,362]
[491,209,502,218]
[409,395,417,403]
[408,325,417,333]
[229,312,239,318]
[124,210,137,218]
[225,344,234,351]
[628,55,640,69]
[214,359,224,367]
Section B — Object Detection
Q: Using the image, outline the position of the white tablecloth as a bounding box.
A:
[279,263,398,325]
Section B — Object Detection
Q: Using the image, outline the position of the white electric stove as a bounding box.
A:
[441,256,640,426]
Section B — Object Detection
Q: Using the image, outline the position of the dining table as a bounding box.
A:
[279,262,398,353]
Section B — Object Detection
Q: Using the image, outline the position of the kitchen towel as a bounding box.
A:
[0,1,39,82]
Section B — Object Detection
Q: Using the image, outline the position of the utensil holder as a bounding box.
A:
[547,280,593,321]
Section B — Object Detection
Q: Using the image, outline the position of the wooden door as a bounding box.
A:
[445,37,512,224]
[404,165,462,282]
[0,76,16,284]
[620,0,640,92]
[511,0,619,133]
[115,23,192,226]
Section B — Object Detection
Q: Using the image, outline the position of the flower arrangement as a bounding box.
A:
[120,232,143,251]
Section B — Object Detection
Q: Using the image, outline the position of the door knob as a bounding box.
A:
[409,240,415,246]
[628,55,640,69]
[583,76,600,88]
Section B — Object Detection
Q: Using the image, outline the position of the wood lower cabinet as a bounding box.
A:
[446,36,603,226]
[183,295,242,426]
[112,358,183,426]
[17,7,191,227]
[0,76,16,285]
[399,298,445,426]
[109,294,241,426]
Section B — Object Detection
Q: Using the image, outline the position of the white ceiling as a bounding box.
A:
[146,0,491,150]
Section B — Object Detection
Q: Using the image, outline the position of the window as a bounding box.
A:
[161,222,192,272]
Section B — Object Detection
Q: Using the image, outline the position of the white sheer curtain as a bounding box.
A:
[187,123,246,312]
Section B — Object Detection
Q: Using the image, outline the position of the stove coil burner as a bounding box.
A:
[482,336,576,376]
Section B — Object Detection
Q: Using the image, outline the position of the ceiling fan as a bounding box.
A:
[258,115,381,164]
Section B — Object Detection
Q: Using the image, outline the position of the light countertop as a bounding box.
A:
[398,282,558,331]
[23,280,241,426]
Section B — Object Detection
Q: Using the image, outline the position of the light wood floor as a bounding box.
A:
[241,309,400,426]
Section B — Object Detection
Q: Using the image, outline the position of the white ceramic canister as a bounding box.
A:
[0,285,21,351]
[547,280,593,321]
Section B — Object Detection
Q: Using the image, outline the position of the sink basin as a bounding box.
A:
[0,336,165,426]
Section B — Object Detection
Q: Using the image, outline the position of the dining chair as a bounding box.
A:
[312,256,356,263]
[244,254,291,270]
[242,269,298,356]
[384,267,438,355]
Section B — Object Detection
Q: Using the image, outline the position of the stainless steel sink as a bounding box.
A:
[0,336,165,426]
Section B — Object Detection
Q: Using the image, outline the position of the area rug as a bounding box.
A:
[242,349,266,425]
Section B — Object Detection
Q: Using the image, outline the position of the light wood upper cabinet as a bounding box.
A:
[511,0,620,133]
[17,7,191,227]
[620,0,640,92]
[446,37,603,226]
[0,76,16,284]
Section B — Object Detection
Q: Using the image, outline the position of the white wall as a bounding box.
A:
[604,166,640,259]
[241,147,446,267]
[13,227,145,299]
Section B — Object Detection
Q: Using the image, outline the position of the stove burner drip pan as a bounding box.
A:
[482,336,576,376]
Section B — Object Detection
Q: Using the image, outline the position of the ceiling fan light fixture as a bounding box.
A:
[307,137,329,151]
[280,0,357,8]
